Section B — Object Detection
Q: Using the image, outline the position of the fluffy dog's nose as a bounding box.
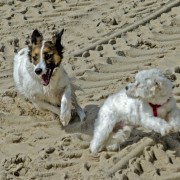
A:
[35,68,42,75]
[125,86,128,90]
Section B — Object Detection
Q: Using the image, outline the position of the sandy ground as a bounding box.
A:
[0,0,180,179]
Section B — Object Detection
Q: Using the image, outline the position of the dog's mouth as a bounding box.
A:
[41,64,55,86]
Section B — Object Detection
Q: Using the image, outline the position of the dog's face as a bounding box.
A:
[29,29,64,86]
[126,69,173,103]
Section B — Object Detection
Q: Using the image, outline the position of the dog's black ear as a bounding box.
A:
[52,29,64,58]
[31,29,43,45]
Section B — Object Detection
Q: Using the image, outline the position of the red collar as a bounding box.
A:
[149,103,161,117]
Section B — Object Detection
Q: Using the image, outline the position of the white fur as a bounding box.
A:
[13,47,85,126]
[90,69,180,153]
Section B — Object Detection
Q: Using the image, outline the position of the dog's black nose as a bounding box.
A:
[35,68,42,75]
[125,86,128,90]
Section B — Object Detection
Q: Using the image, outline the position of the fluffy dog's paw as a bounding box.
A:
[106,143,120,152]
[160,125,174,136]
[60,110,71,126]
[169,117,180,132]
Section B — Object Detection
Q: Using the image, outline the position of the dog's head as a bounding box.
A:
[126,69,173,104]
[29,29,64,86]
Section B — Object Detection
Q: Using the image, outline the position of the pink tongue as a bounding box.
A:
[41,70,50,86]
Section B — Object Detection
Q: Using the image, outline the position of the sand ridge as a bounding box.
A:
[0,0,180,179]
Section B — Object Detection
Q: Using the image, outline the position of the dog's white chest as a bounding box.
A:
[45,87,63,105]
[32,85,63,105]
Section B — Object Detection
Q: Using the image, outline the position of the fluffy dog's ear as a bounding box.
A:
[52,29,64,58]
[31,29,43,45]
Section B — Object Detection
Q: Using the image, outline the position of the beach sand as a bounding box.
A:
[0,0,180,179]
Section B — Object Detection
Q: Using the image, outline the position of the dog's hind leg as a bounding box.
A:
[106,125,132,151]
[72,94,86,122]
[90,110,118,153]
[75,103,86,122]
[71,83,86,122]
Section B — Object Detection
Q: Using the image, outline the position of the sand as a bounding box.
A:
[0,0,180,179]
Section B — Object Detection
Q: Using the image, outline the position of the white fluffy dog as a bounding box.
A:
[90,69,180,153]
[13,29,85,126]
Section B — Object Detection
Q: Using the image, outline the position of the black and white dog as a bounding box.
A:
[13,29,85,126]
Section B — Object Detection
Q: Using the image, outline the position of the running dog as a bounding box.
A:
[13,29,85,126]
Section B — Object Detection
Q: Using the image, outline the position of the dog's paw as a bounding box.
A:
[160,125,174,136]
[106,143,120,152]
[169,116,180,132]
[90,147,98,154]
[90,141,100,154]
[60,110,71,126]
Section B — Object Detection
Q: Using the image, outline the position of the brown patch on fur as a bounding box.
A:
[29,41,62,67]
[42,42,62,67]
[30,46,41,65]
[29,42,62,67]
[53,53,62,66]
[29,29,64,67]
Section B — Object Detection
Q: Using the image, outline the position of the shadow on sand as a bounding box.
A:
[63,104,100,136]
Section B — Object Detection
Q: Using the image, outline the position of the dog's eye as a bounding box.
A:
[44,53,52,60]
[32,56,37,61]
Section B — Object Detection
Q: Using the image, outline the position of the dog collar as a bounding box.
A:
[149,103,161,117]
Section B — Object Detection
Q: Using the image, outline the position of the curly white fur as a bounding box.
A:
[90,69,180,153]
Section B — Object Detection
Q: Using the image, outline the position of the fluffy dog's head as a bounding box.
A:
[29,29,64,86]
[126,69,173,104]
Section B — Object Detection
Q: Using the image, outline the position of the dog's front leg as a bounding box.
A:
[34,100,59,115]
[141,116,173,136]
[60,85,72,126]
[168,108,180,132]
[72,93,86,122]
